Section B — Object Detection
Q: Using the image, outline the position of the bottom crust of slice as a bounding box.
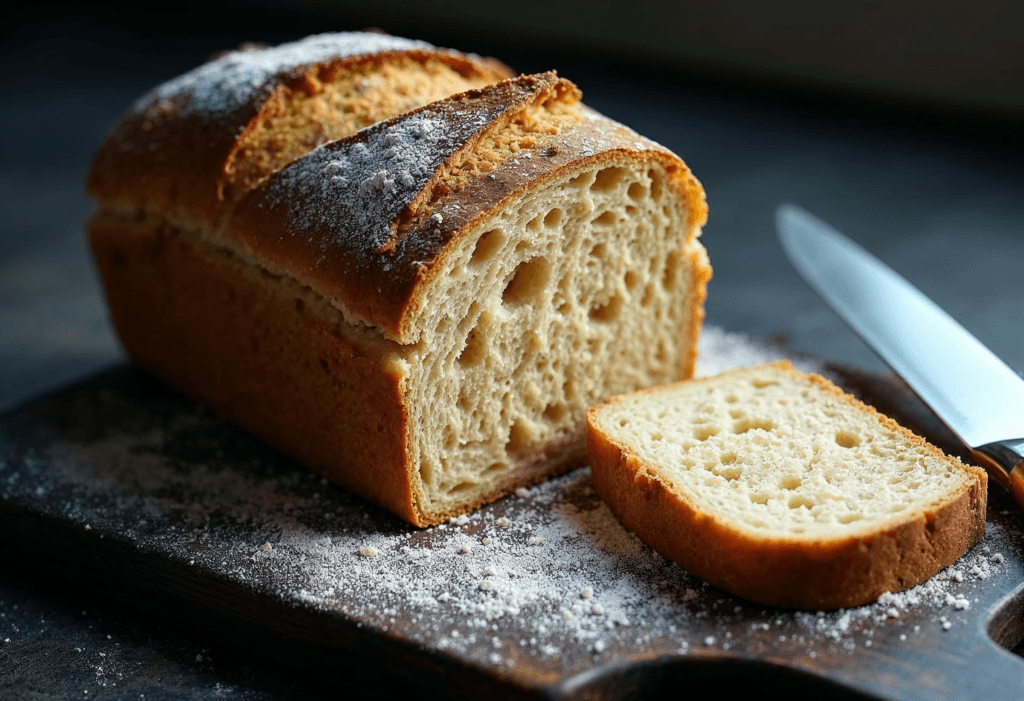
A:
[587,367,988,610]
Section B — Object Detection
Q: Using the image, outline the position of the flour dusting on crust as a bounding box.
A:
[138,33,434,120]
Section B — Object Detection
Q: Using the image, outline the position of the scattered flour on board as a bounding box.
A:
[3,327,1018,669]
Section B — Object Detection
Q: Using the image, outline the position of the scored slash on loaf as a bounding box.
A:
[587,362,987,609]
[86,32,711,526]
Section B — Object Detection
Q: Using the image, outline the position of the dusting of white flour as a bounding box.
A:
[138,33,434,120]
[2,327,1020,673]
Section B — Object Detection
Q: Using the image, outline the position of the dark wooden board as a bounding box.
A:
[1,355,1022,700]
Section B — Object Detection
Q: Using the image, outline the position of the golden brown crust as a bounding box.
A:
[587,361,988,609]
[88,211,423,523]
[680,241,712,379]
[86,35,513,226]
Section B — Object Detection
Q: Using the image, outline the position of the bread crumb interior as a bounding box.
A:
[407,160,703,515]
[594,367,968,537]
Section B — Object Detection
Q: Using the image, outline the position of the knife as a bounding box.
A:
[776,203,1024,511]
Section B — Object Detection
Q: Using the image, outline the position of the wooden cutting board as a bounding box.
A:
[1,346,1021,699]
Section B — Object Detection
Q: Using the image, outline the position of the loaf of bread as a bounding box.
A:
[86,33,711,526]
[587,361,987,609]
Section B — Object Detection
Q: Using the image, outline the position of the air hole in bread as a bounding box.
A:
[750,493,770,505]
[449,481,477,494]
[779,474,802,490]
[625,205,638,216]
[835,431,860,449]
[543,208,563,228]
[563,378,576,400]
[655,341,669,364]
[651,432,663,441]
[732,418,775,434]
[648,169,663,200]
[640,285,655,307]
[568,171,595,188]
[294,298,305,313]
[483,462,504,475]
[694,426,719,441]
[542,403,566,422]
[627,181,646,201]
[458,326,486,367]
[624,270,639,290]
[728,409,743,419]
[502,257,550,306]
[589,242,607,260]
[471,229,505,265]
[527,214,543,232]
[752,378,779,389]
[839,513,863,524]
[719,466,742,481]
[507,419,534,454]
[720,451,737,465]
[662,251,679,290]
[591,166,626,192]
[788,495,815,510]
[589,294,622,322]
[725,395,738,404]
[319,358,330,375]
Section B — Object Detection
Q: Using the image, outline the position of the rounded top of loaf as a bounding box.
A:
[135,34,439,120]
[85,33,708,344]
[231,72,707,342]
[85,31,515,225]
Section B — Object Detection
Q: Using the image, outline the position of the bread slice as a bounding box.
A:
[587,361,987,609]
[86,33,711,526]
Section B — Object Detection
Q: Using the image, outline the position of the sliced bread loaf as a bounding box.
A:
[587,361,987,609]
[86,33,710,526]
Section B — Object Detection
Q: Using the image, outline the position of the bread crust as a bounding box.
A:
[86,35,514,227]
[89,211,425,520]
[588,361,988,609]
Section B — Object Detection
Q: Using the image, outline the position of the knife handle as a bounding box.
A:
[971,439,1024,512]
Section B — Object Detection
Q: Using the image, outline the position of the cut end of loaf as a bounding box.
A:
[409,157,707,521]
[588,361,987,608]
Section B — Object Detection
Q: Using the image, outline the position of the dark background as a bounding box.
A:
[1,1,1022,697]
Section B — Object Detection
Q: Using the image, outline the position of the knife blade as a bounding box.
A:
[776,203,1024,510]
